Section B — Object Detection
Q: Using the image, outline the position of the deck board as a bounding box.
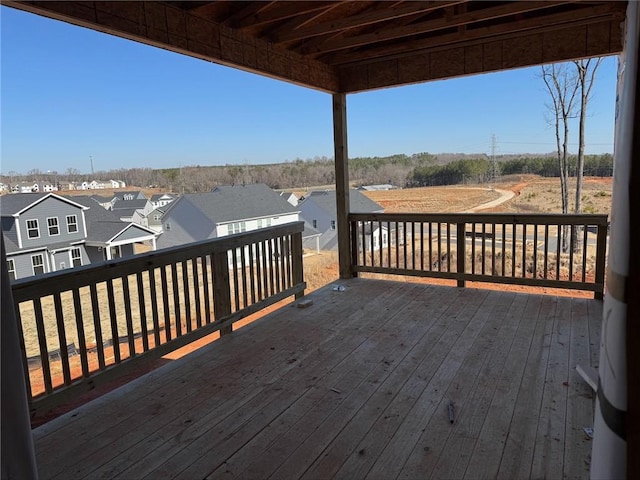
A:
[32,278,602,480]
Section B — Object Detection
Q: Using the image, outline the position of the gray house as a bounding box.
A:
[157,184,300,250]
[298,189,384,251]
[1,193,157,280]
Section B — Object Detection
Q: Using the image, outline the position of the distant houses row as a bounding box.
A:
[1,184,385,281]
[0,179,127,194]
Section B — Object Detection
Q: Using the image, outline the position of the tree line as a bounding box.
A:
[1,152,612,193]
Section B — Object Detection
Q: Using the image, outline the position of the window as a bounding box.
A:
[66,215,78,233]
[165,222,171,231]
[229,222,247,234]
[312,220,317,229]
[47,217,60,236]
[7,259,15,281]
[31,254,45,275]
[153,214,161,221]
[71,248,82,267]
[257,218,272,229]
[330,220,336,230]
[26,219,39,239]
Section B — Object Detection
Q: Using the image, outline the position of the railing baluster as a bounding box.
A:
[395,222,399,269]
[256,242,263,301]
[456,222,465,287]
[446,223,451,272]
[403,222,408,269]
[386,221,391,268]
[232,248,240,311]
[121,276,136,358]
[53,292,71,385]
[379,220,384,268]
[412,222,416,271]
[481,223,486,275]
[160,266,172,342]
[72,288,90,377]
[202,254,212,323]
[428,222,433,271]
[512,222,516,277]
[569,224,575,282]
[149,268,162,346]
[170,263,181,337]
[181,261,191,333]
[501,223,506,276]
[261,240,269,298]
[491,222,496,276]
[437,223,442,272]
[522,223,527,278]
[136,272,149,352]
[544,225,549,279]
[268,239,276,296]
[248,244,256,304]
[470,223,475,275]
[582,224,588,283]
[193,258,202,328]
[420,222,424,271]
[33,298,53,394]
[89,283,105,369]
[106,279,121,364]
[556,224,561,281]
[533,224,538,279]
[595,221,608,299]
[241,243,249,307]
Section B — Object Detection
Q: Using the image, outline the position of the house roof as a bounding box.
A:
[112,199,148,209]
[150,193,176,202]
[113,191,145,200]
[302,190,383,215]
[10,2,625,94]
[68,196,156,243]
[0,192,89,217]
[90,195,114,203]
[169,184,298,224]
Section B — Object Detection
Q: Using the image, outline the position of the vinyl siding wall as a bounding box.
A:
[17,199,85,249]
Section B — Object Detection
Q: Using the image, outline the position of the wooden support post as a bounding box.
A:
[594,222,608,300]
[333,93,352,279]
[291,232,304,299]
[212,251,232,336]
[456,222,466,287]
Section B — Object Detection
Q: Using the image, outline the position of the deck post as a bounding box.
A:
[291,231,304,299]
[333,93,352,279]
[594,221,607,300]
[456,222,466,287]
[212,251,232,335]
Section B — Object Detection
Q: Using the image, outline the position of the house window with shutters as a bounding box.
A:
[31,254,45,275]
[47,217,60,236]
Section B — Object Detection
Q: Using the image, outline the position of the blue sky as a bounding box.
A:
[1,6,618,175]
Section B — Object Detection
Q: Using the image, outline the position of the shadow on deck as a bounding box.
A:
[33,278,601,479]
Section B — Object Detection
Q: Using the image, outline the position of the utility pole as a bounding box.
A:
[490,134,499,182]
[90,156,94,176]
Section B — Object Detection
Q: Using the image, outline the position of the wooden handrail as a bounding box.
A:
[12,222,305,418]
[349,213,607,298]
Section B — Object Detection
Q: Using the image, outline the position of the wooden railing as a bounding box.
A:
[11,222,305,416]
[349,213,607,298]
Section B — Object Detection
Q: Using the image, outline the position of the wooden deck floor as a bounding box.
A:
[32,278,601,479]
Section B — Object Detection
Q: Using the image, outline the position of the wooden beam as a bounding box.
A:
[338,18,621,92]
[329,3,621,67]
[272,1,464,43]
[332,93,352,279]
[232,1,335,29]
[223,1,276,28]
[299,1,571,56]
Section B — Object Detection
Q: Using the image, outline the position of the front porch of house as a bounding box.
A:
[32,277,600,480]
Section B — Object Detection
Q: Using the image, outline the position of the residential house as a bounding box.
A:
[150,193,178,210]
[69,196,158,262]
[1,193,157,280]
[113,191,147,201]
[39,183,58,192]
[111,194,154,226]
[109,179,126,188]
[89,194,116,210]
[157,183,300,249]
[279,191,299,207]
[298,189,384,251]
[0,183,8,192]
[358,184,395,191]
[88,180,105,190]
[79,181,89,190]
[147,206,168,233]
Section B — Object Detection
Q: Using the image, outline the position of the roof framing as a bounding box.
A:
[5,1,626,92]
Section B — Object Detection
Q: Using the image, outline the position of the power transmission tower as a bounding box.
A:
[490,134,499,182]
[90,156,94,175]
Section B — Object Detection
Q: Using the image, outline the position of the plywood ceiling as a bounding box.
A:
[6,1,627,92]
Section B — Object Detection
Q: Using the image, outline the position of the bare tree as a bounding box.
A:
[574,57,604,215]
[541,63,579,252]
